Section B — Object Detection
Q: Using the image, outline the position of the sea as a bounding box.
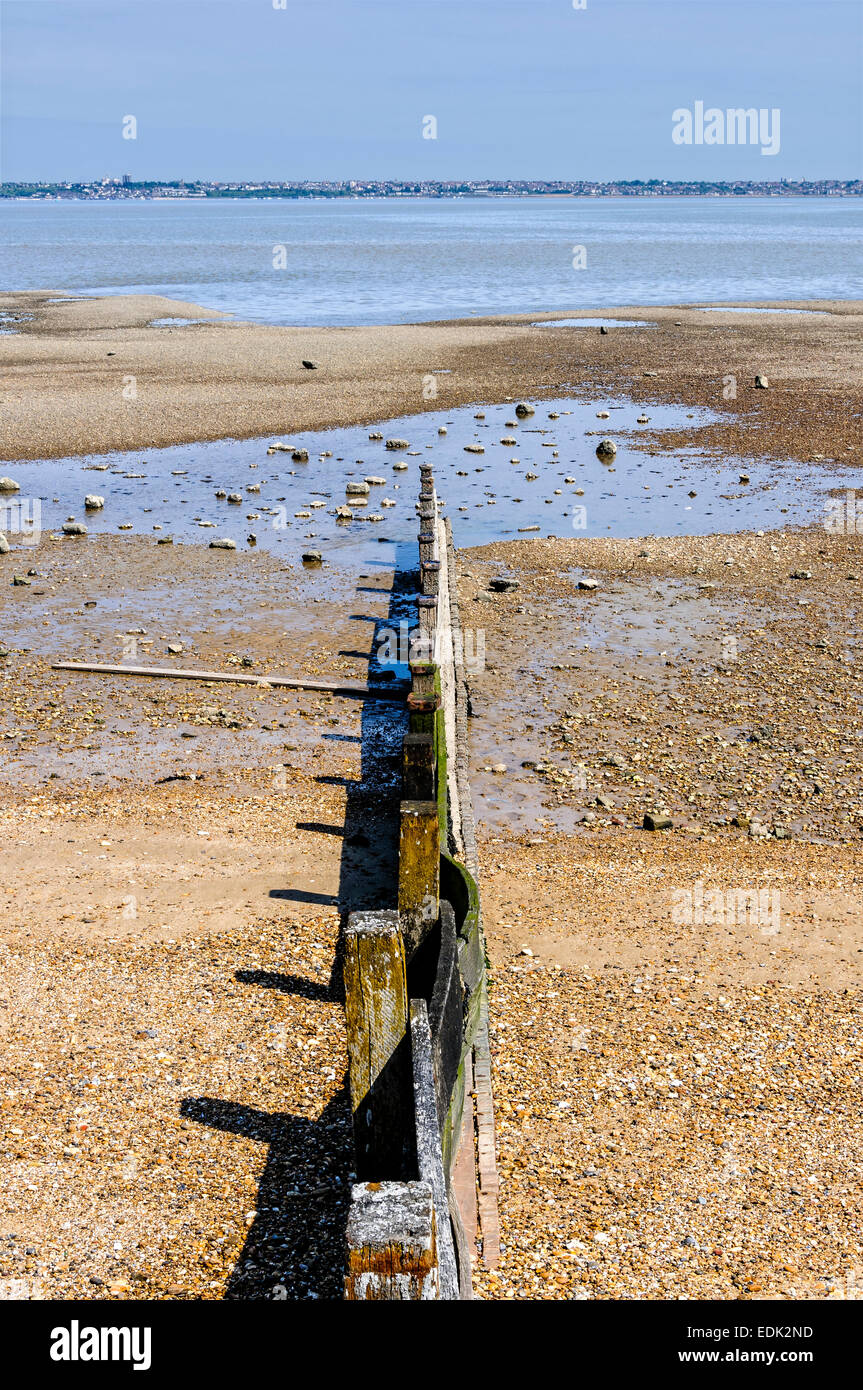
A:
[2,195,861,326]
[3,194,862,553]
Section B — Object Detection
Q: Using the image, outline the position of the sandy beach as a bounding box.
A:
[458,525,862,1298]
[1,290,862,462]
[0,294,861,1301]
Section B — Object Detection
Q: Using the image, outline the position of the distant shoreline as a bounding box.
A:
[3,180,862,203]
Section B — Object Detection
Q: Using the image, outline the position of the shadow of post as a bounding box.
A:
[325,540,415,958]
[180,540,417,1299]
[180,1091,352,1300]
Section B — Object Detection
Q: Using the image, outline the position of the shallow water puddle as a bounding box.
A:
[531,318,659,328]
[692,306,831,316]
[6,395,861,567]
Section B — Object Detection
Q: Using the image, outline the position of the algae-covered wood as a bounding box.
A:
[343,910,413,1180]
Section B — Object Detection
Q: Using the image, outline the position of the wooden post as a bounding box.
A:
[418,530,436,567]
[409,660,438,699]
[343,910,414,1180]
[344,1181,440,1300]
[403,731,436,801]
[398,800,440,959]
[418,594,438,642]
[421,560,441,597]
[407,690,440,740]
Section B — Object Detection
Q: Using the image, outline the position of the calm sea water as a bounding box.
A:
[2,197,861,325]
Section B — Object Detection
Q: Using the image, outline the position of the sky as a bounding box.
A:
[1,0,861,182]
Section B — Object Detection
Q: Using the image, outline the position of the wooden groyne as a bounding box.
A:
[342,461,495,1300]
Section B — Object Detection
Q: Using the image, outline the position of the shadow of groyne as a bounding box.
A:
[182,540,416,1299]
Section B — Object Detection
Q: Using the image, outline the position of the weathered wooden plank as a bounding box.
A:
[402,732,436,801]
[417,594,438,640]
[409,998,460,1299]
[409,659,438,699]
[428,901,463,1128]
[398,801,440,959]
[343,910,414,1180]
[418,529,436,567]
[420,559,441,597]
[344,1181,440,1301]
[50,661,405,701]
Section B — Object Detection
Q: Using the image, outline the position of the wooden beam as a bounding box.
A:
[402,732,435,801]
[49,661,406,702]
[344,1181,440,1300]
[398,800,440,959]
[410,998,460,1300]
[343,910,414,1180]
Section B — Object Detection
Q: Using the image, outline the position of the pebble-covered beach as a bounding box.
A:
[1,295,861,1299]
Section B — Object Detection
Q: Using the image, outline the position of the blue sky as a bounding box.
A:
[1,0,860,181]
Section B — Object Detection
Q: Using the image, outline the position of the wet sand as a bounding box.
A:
[0,533,407,1299]
[461,526,862,1300]
[1,290,862,462]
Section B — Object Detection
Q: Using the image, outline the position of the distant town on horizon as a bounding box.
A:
[2,176,861,200]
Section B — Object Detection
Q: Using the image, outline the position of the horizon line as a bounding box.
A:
[3,176,860,188]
